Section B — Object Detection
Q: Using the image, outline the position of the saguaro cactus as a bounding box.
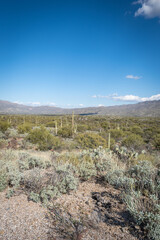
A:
[55,121,58,135]
[72,111,75,137]
[61,117,63,128]
[108,132,111,150]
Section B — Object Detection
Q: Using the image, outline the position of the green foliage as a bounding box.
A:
[18,152,51,171]
[77,124,88,132]
[127,161,157,195]
[76,132,106,149]
[122,133,144,150]
[55,164,78,193]
[153,134,160,150]
[0,121,10,133]
[0,131,5,139]
[78,161,97,180]
[28,191,40,202]
[58,126,72,138]
[100,121,109,130]
[7,168,22,187]
[17,123,32,134]
[123,191,160,240]
[0,166,7,191]
[130,125,143,136]
[104,158,160,240]
[110,129,123,141]
[45,121,56,128]
[27,126,61,150]
[6,188,15,199]
[40,185,59,205]
[0,139,8,149]
[21,168,43,193]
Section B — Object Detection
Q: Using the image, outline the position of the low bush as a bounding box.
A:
[0,166,8,191]
[0,121,10,133]
[58,126,72,138]
[21,168,43,193]
[18,152,51,171]
[54,164,78,193]
[17,123,32,134]
[122,133,144,150]
[76,132,106,149]
[27,126,61,150]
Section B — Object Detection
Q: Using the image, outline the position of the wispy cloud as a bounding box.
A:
[79,104,84,107]
[46,102,56,106]
[13,101,24,105]
[126,75,142,79]
[14,101,57,107]
[27,102,41,106]
[98,104,105,107]
[92,93,160,102]
[134,0,160,19]
[92,93,118,99]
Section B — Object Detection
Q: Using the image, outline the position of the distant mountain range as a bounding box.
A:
[0,100,160,117]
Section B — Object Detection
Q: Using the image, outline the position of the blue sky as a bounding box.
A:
[0,0,160,108]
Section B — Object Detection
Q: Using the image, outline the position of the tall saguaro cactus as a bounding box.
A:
[61,117,63,128]
[55,121,58,135]
[72,111,75,137]
[108,132,111,150]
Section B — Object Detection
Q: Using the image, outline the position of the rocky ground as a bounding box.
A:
[0,180,144,240]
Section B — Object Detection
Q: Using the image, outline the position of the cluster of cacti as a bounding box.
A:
[113,144,139,162]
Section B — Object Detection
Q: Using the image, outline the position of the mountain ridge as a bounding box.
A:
[0,99,160,117]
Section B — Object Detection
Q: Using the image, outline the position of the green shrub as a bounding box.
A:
[28,191,40,202]
[76,132,106,149]
[55,164,78,193]
[78,162,97,180]
[105,170,135,192]
[58,126,72,138]
[17,123,32,134]
[130,126,143,136]
[0,168,7,191]
[122,133,144,150]
[45,121,56,128]
[127,161,157,195]
[0,139,8,149]
[6,188,15,199]
[18,153,50,171]
[5,128,18,138]
[27,126,61,150]
[123,191,160,240]
[7,169,22,187]
[110,129,124,141]
[0,121,10,133]
[153,134,160,150]
[21,168,43,193]
[77,124,88,132]
[0,131,5,139]
[40,185,59,205]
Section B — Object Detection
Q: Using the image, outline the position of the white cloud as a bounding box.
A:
[113,95,141,101]
[13,101,24,105]
[92,93,118,99]
[134,0,160,19]
[126,75,142,79]
[92,95,97,98]
[79,104,84,107]
[46,102,56,106]
[92,93,160,102]
[98,104,104,107]
[29,102,41,106]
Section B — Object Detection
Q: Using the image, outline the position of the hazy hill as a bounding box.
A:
[0,100,160,117]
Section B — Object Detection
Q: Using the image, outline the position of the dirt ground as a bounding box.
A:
[0,181,144,240]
